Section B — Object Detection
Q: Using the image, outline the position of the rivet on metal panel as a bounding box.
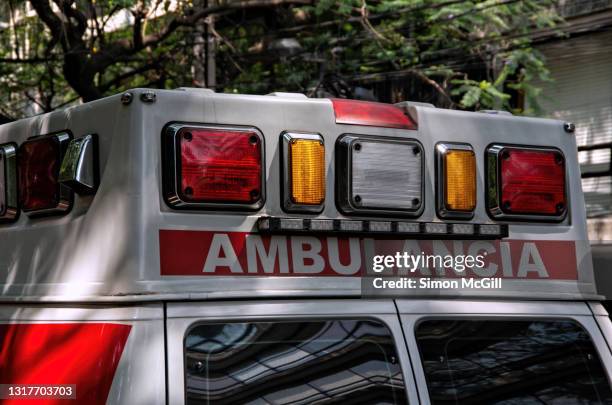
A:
[564,122,575,133]
[140,91,156,103]
[120,92,133,105]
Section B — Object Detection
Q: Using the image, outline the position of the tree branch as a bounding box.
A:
[99,62,161,92]
[0,57,59,63]
[141,0,312,51]
[29,0,63,39]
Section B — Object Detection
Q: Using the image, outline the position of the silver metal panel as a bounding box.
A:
[0,88,596,301]
[396,299,591,315]
[593,310,612,354]
[589,301,610,317]
[167,299,419,405]
[0,303,166,404]
[167,299,397,318]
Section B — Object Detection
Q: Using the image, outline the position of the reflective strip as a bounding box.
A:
[159,229,578,280]
[0,323,131,405]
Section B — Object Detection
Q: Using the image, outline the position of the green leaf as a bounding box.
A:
[461,87,482,108]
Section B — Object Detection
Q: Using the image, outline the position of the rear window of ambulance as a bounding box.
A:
[184,319,406,404]
[415,319,612,404]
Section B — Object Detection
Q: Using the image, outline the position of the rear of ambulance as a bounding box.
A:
[0,88,611,403]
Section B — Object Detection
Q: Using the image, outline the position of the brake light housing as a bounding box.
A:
[163,124,265,210]
[281,132,325,213]
[0,143,18,222]
[19,132,73,216]
[486,144,567,221]
[331,99,417,130]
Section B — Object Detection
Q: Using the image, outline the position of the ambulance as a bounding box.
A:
[0,87,611,404]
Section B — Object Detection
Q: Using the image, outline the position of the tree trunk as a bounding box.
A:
[192,0,207,87]
[206,2,216,89]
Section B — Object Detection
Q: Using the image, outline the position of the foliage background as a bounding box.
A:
[0,0,564,122]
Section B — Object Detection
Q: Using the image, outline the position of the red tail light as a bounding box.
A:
[487,145,566,220]
[163,124,265,209]
[19,133,72,215]
[331,99,417,130]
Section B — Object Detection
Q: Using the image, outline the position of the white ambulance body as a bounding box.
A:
[0,88,610,404]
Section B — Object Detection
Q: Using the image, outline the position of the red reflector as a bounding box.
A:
[179,128,263,204]
[331,99,416,129]
[19,134,72,213]
[0,323,131,404]
[500,148,566,215]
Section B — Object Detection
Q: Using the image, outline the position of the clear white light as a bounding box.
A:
[351,140,422,209]
[369,221,392,232]
[280,218,304,230]
[479,224,501,235]
[425,222,447,234]
[451,223,474,235]
[310,219,334,231]
[340,220,363,232]
[397,222,420,233]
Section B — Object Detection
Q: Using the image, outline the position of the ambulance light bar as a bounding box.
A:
[257,217,508,239]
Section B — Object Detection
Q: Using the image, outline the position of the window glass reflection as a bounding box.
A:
[185,320,406,404]
[415,320,612,404]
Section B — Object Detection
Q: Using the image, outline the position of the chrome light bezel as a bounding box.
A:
[486,143,568,222]
[435,142,476,220]
[162,123,266,211]
[280,132,325,214]
[0,142,19,222]
[335,134,425,217]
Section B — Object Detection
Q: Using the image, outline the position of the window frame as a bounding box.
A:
[166,300,419,405]
[396,299,612,405]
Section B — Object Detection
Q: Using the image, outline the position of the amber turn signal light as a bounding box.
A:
[282,133,325,213]
[437,144,476,218]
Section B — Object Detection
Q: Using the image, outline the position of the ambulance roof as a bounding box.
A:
[0,88,596,302]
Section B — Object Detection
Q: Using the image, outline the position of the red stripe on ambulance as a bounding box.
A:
[159,230,578,280]
[0,323,131,405]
